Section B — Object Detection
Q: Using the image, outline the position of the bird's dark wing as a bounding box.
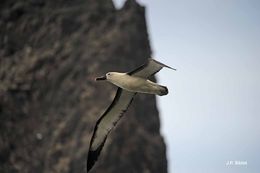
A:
[87,88,136,172]
[128,58,176,78]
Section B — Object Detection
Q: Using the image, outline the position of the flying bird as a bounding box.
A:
[87,58,176,172]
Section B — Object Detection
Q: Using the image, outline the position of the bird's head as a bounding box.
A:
[95,72,123,81]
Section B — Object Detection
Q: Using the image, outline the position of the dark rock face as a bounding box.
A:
[0,0,167,172]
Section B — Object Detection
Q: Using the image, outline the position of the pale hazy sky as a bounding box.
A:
[114,1,260,173]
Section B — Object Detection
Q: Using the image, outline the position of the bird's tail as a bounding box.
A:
[157,85,168,96]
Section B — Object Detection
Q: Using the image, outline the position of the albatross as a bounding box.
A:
[87,58,176,172]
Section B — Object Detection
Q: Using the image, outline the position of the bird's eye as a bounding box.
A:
[107,73,110,75]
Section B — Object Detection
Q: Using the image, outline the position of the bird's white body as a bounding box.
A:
[106,72,168,96]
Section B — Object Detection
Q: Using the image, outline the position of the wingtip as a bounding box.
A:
[163,64,176,71]
[149,57,177,71]
[170,67,177,71]
[86,150,96,173]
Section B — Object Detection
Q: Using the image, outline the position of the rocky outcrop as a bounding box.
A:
[0,0,167,172]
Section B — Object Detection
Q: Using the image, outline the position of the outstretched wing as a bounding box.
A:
[87,88,136,172]
[128,58,176,78]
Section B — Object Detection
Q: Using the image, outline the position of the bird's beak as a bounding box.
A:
[95,75,107,81]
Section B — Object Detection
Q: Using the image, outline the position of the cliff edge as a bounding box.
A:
[0,0,167,172]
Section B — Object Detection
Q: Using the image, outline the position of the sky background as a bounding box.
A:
[114,1,260,173]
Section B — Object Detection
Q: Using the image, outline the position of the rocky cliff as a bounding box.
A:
[0,0,167,172]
